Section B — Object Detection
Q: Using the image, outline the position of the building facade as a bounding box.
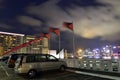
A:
[22,35,49,54]
[0,31,24,56]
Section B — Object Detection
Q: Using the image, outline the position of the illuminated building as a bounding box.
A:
[42,37,49,54]
[23,35,49,54]
[0,31,24,56]
[0,31,49,55]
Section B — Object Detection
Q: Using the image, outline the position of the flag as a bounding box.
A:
[58,49,64,59]
[49,27,60,35]
[39,36,43,41]
[40,33,50,39]
[44,33,50,39]
[40,33,44,37]
[63,22,73,31]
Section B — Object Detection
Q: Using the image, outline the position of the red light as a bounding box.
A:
[9,60,15,63]
[112,53,118,56]
[117,46,120,48]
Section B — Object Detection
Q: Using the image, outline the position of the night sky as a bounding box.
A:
[0,0,120,52]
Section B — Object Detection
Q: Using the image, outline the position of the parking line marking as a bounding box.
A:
[0,64,9,77]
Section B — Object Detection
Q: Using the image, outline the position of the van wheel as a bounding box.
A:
[27,70,37,78]
[59,65,66,72]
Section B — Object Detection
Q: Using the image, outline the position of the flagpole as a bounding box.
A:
[59,32,61,58]
[63,21,75,57]
[72,22,75,57]
[48,33,50,54]
[48,37,50,54]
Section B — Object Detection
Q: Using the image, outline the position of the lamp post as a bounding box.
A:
[77,48,83,59]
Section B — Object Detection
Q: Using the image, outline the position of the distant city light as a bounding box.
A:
[113,56,119,59]
[94,54,100,59]
[113,46,117,49]
[106,50,110,53]
[106,45,109,47]
[76,45,120,60]
[96,48,99,50]
[103,47,106,50]
[117,46,120,48]
[77,49,83,53]
[103,56,111,59]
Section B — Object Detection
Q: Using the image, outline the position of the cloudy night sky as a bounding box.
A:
[0,0,120,52]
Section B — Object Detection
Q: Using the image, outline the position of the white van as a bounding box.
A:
[14,54,67,78]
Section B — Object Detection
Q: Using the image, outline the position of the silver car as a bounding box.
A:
[14,54,67,78]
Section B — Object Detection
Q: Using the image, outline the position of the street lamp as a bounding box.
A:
[77,48,83,59]
[77,49,83,53]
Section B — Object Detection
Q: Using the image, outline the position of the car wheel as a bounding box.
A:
[27,70,37,78]
[59,65,66,72]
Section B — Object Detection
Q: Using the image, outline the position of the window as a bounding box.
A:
[35,55,46,62]
[26,55,35,63]
[47,55,57,61]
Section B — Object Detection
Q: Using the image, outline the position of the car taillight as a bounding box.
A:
[9,60,15,63]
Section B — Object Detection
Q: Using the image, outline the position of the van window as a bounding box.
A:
[11,54,18,61]
[26,55,35,63]
[47,55,57,61]
[35,55,46,62]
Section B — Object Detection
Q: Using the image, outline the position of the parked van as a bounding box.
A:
[14,54,67,78]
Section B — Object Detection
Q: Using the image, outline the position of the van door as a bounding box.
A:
[35,55,49,71]
[46,55,60,70]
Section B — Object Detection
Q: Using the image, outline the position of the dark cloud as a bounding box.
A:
[114,15,120,20]
[0,0,120,51]
[58,0,107,8]
[17,16,42,26]
[25,0,120,41]
[0,23,12,29]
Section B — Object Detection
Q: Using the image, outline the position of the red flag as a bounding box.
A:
[40,33,44,37]
[63,22,73,31]
[49,27,60,35]
[38,36,42,41]
[44,33,50,39]
[118,46,120,48]
[40,33,50,39]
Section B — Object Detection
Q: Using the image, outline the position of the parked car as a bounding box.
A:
[7,53,22,68]
[14,54,67,78]
[0,55,9,63]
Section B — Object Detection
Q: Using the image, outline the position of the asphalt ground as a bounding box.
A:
[0,62,24,80]
[25,70,114,80]
[0,62,114,80]
[69,67,120,77]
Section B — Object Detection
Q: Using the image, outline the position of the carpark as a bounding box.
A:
[0,61,116,80]
[1,53,120,80]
